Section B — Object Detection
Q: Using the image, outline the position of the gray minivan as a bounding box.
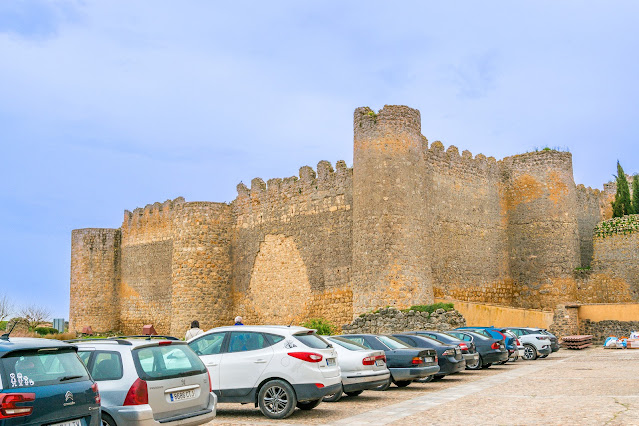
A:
[71,338,216,425]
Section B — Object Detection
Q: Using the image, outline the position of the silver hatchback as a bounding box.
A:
[70,337,216,426]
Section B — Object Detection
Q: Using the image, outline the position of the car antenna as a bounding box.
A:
[0,321,19,341]
[288,320,294,327]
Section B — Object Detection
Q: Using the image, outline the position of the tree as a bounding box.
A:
[0,294,13,322]
[632,175,639,215]
[612,161,634,217]
[19,304,52,330]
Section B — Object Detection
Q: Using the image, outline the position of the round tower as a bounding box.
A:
[501,150,580,308]
[352,105,433,315]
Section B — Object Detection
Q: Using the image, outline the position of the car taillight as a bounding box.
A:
[536,336,549,340]
[491,342,500,350]
[158,341,172,346]
[207,370,213,393]
[442,349,455,356]
[516,339,521,346]
[123,378,148,406]
[411,357,424,365]
[458,343,468,351]
[362,356,376,365]
[91,382,101,405]
[375,354,386,363]
[288,352,323,363]
[0,393,35,419]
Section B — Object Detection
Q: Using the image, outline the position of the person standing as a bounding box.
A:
[234,316,244,326]
[185,320,203,340]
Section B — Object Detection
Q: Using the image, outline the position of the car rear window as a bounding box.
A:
[293,332,330,349]
[377,335,410,350]
[133,344,206,381]
[0,348,89,388]
[329,337,367,351]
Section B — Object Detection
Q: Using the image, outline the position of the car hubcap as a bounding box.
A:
[524,346,535,359]
[264,386,288,414]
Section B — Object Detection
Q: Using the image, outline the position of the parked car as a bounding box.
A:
[502,328,552,360]
[71,337,216,426]
[405,331,480,367]
[322,336,391,401]
[425,330,508,369]
[456,327,515,364]
[530,328,560,353]
[187,326,340,419]
[0,335,101,425]
[391,333,465,380]
[500,329,524,361]
[335,334,439,389]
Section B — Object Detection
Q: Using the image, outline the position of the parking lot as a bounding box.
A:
[209,348,639,425]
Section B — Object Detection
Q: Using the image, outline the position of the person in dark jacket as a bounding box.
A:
[234,316,244,326]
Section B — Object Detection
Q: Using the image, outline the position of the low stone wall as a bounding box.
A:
[341,307,466,334]
[580,319,639,344]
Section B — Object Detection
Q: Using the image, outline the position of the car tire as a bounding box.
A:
[322,385,343,402]
[101,414,117,426]
[393,380,412,387]
[466,355,482,370]
[540,354,549,358]
[374,378,391,391]
[509,353,519,362]
[258,379,297,419]
[345,390,363,397]
[297,398,322,410]
[431,375,444,382]
[481,363,492,369]
[523,344,538,360]
[416,375,434,383]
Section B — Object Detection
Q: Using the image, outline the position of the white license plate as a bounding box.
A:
[170,389,196,402]
[49,421,82,426]
[424,357,434,363]
[375,359,385,367]
[326,358,336,366]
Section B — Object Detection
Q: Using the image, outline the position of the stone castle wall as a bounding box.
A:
[70,105,637,336]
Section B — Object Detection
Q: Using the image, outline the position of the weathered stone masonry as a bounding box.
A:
[70,105,638,336]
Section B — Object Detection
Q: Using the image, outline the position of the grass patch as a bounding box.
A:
[405,302,454,314]
[301,318,336,336]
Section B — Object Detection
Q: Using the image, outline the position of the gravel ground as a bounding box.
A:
[206,348,639,425]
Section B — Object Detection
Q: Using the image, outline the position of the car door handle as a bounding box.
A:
[254,359,267,364]
[206,363,219,367]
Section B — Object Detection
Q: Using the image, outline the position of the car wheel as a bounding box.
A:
[101,414,117,426]
[393,380,412,388]
[345,390,363,397]
[509,353,518,362]
[416,375,434,383]
[322,385,343,402]
[374,378,391,391]
[258,379,297,419]
[297,398,322,410]
[466,355,482,370]
[481,363,492,369]
[523,344,538,360]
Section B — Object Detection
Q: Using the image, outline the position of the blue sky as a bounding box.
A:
[1,1,638,319]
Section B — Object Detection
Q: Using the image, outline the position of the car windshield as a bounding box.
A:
[0,348,89,388]
[377,335,410,349]
[133,344,206,381]
[329,337,368,351]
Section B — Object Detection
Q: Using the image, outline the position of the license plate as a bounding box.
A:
[424,357,434,363]
[170,389,196,402]
[375,359,385,367]
[49,421,82,426]
[326,358,336,367]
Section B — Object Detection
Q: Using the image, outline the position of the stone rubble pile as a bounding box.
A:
[341,307,466,334]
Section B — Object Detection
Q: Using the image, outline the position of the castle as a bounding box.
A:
[70,105,639,336]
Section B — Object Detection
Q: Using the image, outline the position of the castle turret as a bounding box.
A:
[352,105,433,315]
[70,228,121,332]
[170,202,233,335]
[501,150,580,308]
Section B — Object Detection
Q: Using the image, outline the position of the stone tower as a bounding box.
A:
[352,105,434,314]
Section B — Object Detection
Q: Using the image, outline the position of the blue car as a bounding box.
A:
[456,327,517,363]
[0,335,100,425]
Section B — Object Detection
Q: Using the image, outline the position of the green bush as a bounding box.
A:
[0,321,6,331]
[34,327,59,336]
[404,302,454,314]
[301,318,336,336]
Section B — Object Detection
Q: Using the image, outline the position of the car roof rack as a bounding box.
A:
[108,335,180,341]
[64,338,132,345]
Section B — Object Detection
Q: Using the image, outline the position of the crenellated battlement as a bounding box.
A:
[123,197,186,227]
[423,140,499,177]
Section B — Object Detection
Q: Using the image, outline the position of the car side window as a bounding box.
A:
[91,351,123,381]
[228,332,269,353]
[77,351,92,367]
[512,329,522,336]
[341,336,373,349]
[189,332,226,356]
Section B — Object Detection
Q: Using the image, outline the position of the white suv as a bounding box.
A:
[506,328,552,360]
[187,326,341,419]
